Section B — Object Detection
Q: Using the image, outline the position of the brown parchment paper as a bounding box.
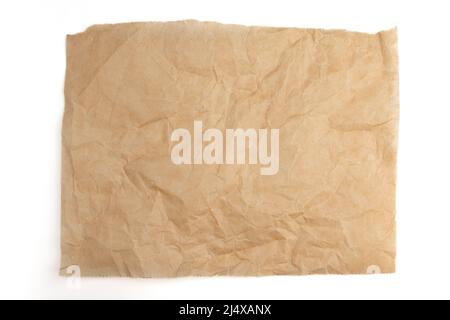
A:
[61,20,399,277]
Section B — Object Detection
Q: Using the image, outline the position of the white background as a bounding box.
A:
[0,0,449,300]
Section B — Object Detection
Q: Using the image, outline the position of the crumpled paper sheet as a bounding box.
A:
[61,20,399,277]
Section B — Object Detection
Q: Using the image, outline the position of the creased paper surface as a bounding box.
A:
[61,20,399,277]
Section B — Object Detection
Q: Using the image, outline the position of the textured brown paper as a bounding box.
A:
[61,20,399,277]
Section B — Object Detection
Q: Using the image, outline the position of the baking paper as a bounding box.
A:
[61,20,399,277]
